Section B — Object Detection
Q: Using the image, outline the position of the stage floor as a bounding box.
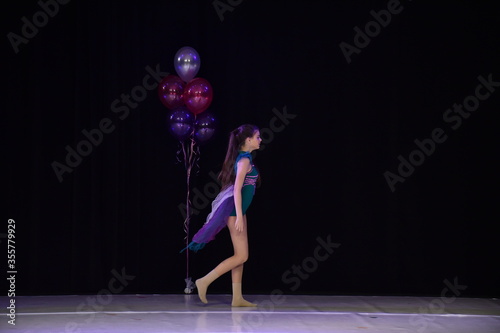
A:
[1,294,499,332]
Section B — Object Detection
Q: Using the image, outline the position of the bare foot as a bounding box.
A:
[195,279,208,304]
[232,298,257,307]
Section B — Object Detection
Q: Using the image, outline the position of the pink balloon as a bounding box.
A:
[183,78,213,115]
[158,75,185,110]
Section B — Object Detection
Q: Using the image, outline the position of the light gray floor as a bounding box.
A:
[1,294,499,332]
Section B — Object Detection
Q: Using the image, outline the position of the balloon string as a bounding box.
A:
[182,138,191,280]
[181,140,189,237]
[175,143,183,165]
[186,142,190,280]
[180,117,201,283]
[184,128,199,281]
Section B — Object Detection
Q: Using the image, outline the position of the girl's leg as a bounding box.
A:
[231,216,256,306]
[229,214,247,284]
[196,216,249,304]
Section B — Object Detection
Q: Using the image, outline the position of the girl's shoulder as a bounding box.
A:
[234,152,252,172]
[235,151,252,164]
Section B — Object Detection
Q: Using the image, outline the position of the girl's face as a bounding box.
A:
[246,131,262,151]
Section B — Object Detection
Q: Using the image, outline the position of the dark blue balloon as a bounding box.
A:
[194,112,216,143]
[168,107,194,141]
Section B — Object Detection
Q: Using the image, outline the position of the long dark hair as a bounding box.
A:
[219,124,259,189]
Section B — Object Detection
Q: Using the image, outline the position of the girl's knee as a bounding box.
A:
[241,255,248,264]
[234,254,248,265]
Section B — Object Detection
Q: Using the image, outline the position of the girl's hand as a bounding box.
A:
[235,217,243,232]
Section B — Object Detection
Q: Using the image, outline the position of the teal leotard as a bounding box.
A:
[181,151,259,252]
[230,152,258,216]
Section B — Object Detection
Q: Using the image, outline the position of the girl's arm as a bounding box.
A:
[233,158,251,231]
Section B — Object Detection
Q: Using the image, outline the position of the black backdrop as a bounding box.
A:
[4,0,500,297]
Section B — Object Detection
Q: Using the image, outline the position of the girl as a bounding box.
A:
[184,124,262,306]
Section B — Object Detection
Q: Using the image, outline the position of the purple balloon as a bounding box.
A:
[194,112,216,143]
[174,46,201,83]
[168,107,194,141]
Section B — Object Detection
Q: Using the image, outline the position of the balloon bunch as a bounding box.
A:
[158,46,216,293]
[158,46,216,143]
